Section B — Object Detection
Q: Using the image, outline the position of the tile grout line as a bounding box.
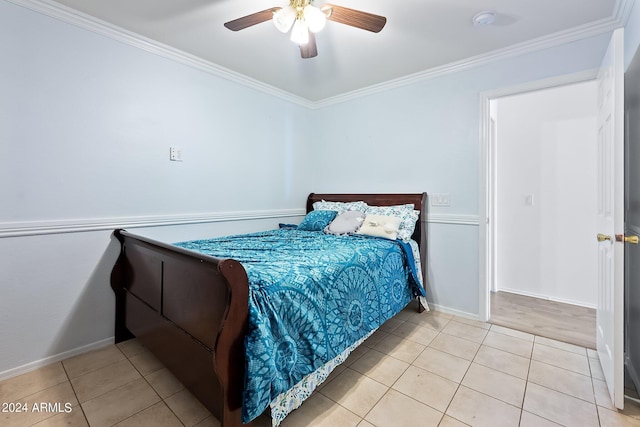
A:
[11,381,73,427]
[69,343,174,427]
[527,334,602,426]
[59,359,91,427]
[590,364,604,427]
[586,347,603,427]
[326,315,446,426]
[517,344,534,427]
[386,315,440,412]
[120,344,189,427]
[429,323,602,425]
[324,316,414,426]
[436,326,485,426]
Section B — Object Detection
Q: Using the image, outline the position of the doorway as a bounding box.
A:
[479,75,599,348]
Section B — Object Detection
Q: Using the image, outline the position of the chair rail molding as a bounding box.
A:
[0,209,306,238]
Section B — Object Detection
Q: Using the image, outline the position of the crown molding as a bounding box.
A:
[7,0,632,109]
[5,0,316,109]
[614,0,637,25]
[313,15,623,108]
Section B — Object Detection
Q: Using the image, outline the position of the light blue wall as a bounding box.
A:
[0,0,311,223]
[0,0,311,376]
[309,33,612,314]
[625,0,640,69]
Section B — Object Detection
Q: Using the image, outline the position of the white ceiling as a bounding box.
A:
[32,0,623,102]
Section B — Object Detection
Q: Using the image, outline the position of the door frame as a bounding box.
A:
[478,70,599,322]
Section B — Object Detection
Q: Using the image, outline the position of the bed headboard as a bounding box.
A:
[306,193,428,276]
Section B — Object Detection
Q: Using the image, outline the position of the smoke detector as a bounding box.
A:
[473,11,496,26]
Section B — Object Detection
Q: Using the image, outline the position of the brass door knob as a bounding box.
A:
[615,234,639,244]
[597,233,612,242]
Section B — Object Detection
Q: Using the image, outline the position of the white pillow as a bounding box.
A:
[324,210,366,235]
[357,214,402,239]
[364,205,419,242]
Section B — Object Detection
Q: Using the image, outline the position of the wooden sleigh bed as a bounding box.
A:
[110,193,427,427]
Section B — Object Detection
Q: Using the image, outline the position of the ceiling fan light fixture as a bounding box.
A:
[290,19,309,45]
[273,6,296,32]
[224,2,387,58]
[304,5,327,33]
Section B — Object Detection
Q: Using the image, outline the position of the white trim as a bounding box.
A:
[5,0,315,108]
[478,70,600,322]
[6,0,630,108]
[0,337,113,381]
[480,69,599,100]
[478,93,492,322]
[0,209,306,238]
[429,303,480,321]
[0,211,479,238]
[427,214,480,226]
[614,0,637,25]
[313,18,618,108]
[496,288,597,310]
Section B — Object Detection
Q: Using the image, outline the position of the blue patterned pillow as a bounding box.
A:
[312,200,368,214]
[298,210,338,231]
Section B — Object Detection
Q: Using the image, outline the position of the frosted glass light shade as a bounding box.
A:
[290,19,309,45]
[273,6,296,33]
[303,5,326,33]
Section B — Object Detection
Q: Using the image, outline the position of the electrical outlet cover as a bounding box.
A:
[169,147,183,161]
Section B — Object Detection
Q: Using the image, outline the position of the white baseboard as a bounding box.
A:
[429,303,480,321]
[0,337,114,381]
[496,288,597,309]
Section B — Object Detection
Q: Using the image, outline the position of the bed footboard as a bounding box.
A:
[110,229,250,427]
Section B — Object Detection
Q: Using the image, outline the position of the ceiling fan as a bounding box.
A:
[224,0,387,59]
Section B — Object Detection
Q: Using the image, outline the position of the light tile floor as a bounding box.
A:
[2,306,640,426]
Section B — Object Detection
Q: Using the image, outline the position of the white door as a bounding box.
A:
[596,28,625,409]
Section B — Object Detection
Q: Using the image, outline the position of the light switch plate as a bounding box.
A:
[431,193,450,207]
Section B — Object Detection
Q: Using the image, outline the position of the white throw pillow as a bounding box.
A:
[364,205,419,241]
[357,214,402,239]
[324,210,366,235]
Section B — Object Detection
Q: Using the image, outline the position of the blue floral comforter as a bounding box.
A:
[174,228,425,423]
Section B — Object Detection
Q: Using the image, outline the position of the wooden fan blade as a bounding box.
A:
[321,4,386,33]
[300,32,318,59]
[224,8,280,31]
